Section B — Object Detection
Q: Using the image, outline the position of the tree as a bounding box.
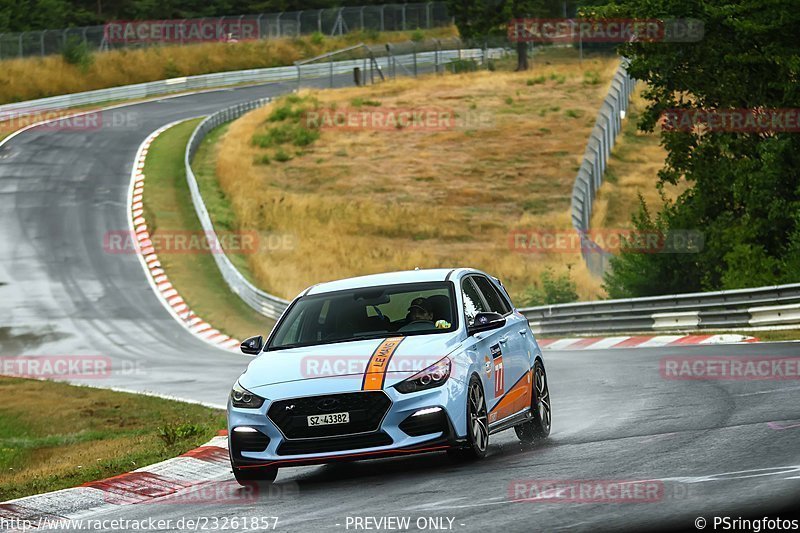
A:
[598,0,800,297]
[447,0,569,70]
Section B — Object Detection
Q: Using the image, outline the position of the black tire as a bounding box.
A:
[448,375,489,461]
[514,359,551,444]
[232,465,278,487]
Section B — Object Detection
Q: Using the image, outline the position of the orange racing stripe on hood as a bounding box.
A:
[362,337,405,390]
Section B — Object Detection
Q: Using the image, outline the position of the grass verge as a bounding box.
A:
[141,119,274,342]
[0,377,224,501]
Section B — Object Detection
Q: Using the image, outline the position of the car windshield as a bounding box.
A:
[266,282,458,350]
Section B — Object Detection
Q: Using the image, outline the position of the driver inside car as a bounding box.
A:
[397,298,434,331]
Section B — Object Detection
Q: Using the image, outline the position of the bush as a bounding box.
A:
[410,29,425,42]
[61,37,93,71]
[158,422,201,447]
[163,59,181,79]
[583,70,601,85]
[447,58,478,74]
[350,97,381,108]
[310,31,325,45]
[274,149,292,162]
[522,268,579,306]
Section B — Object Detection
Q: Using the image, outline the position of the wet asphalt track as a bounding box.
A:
[0,76,799,532]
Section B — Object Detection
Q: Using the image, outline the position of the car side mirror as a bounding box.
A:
[468,312,506,336]
[240,335,264,355]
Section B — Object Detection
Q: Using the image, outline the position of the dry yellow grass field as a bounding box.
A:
[213,49,627,303]
[0,27,456,104]
[590,90,683,229]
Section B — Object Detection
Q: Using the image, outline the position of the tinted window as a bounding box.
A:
[473,276,511,315]
[267,282,457,350]
[462,278,487,326]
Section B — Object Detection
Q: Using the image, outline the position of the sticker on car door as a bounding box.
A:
[491,343,504,397]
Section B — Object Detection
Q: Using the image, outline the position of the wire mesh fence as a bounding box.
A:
[0,2,450,60]
[294,37,508,89]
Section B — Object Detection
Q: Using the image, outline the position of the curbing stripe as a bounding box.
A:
[540,333,758,350]
[0,434,232,521]
[126,122,241,354]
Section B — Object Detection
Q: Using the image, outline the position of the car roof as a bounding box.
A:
[303,268,476,296]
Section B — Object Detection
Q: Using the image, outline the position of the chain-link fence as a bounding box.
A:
[0,2,450,60]
[295,37,507,89]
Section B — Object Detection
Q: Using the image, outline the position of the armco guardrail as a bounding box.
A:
[521,283,800,335]
[185,97,291,320]
[571,60,636,277]
[0,41,490,120]
[184,46,493,319]
[0,65,299,120]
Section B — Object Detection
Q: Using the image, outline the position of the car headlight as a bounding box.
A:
[230,381,265,409]
[394,358,451,394]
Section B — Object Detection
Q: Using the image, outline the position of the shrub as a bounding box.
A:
[158,422,201,447]
[522,268,579,306]
[583,70,601,85]
[310,31,325,45]
[448,58,478,74]
[61,37,93,71]
[350,97,381,108]
[274,149,292,162]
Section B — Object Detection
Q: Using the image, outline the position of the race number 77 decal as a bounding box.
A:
[490,343,504,398]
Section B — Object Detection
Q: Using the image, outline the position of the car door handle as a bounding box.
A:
[499,335,509,344]
[519,329,528,336]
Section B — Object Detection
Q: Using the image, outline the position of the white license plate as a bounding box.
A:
[307,412,350,427]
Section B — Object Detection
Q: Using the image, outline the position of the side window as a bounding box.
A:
[462,278,487,326]
[473,276,511,315]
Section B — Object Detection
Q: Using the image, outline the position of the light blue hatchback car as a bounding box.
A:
[227,268,551,484]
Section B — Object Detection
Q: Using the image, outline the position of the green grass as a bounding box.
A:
[0,377,225,501]
[142,119,273,341]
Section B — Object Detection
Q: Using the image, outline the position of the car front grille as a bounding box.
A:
[268,391,392,439]
[276,431,393,456]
